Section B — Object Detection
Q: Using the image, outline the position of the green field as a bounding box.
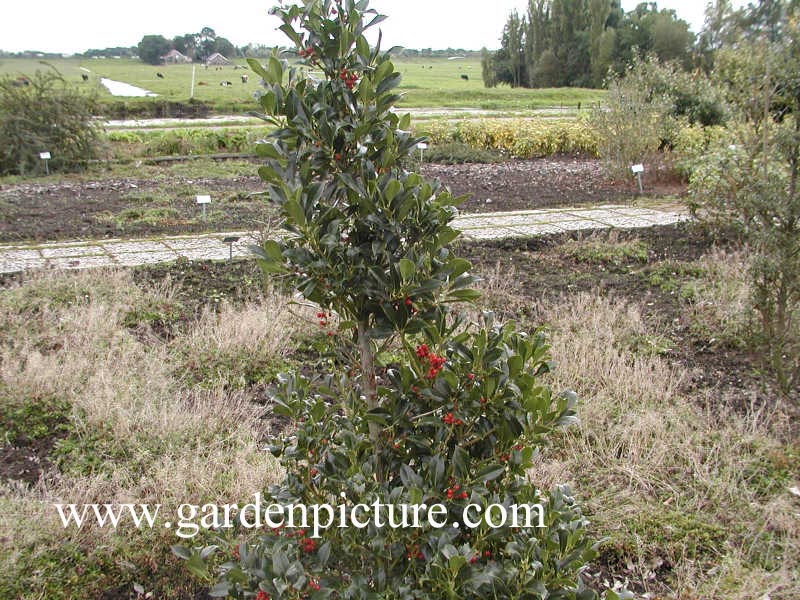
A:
[0,56,605,114]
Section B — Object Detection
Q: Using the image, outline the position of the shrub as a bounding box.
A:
[174,1,606,598]
[0,67,100,176]
[687,24,800,396]
[457,118,598,158]
[590,70,673,178]
[591,55,727,179]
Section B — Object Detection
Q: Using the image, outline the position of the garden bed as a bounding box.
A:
[0,157,682,243]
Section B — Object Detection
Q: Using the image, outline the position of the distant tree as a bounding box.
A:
[480,47,497,87]
[83,46,136,58]
[137,34,171,65]
[196,26,217,62]
[483,0,693,89]
[533,49,562,87]
[214,36,236,58]
[504,10,527,87]
[649,9,694,66]
[172,34,196,60]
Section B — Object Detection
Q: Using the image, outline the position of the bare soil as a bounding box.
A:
[0,157,684,243]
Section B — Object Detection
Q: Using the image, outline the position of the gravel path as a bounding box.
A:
[0,204,689,274]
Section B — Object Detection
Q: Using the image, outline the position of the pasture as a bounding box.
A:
[0,56,605,113]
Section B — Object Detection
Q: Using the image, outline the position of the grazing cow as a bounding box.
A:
[197,81,208,86]
[220,80,233,86]
[241,74,248,84]
[81,73,89,81]
[156,72,164,79]
[12,76,30,87]
[460,74,469,81]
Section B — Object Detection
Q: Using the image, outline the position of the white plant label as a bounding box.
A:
[196,195,211,204]
[40,152,51,160]
[631,164,644,174]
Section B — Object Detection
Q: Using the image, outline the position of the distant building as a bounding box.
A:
[161,49,191,64]
[205,52,232,66]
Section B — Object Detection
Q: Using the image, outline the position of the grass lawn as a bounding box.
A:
[0,56,605,113]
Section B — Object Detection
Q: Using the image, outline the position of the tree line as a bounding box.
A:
[137,27,237,65]
[481,0,695,89]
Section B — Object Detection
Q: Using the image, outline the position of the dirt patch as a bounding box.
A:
[0,157,686,243]
[0,437,60,485]
[422,156,684,213]
[460,222,781,409]
[0,174,271,243]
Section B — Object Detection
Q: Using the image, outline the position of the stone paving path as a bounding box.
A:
[0,204,689,275]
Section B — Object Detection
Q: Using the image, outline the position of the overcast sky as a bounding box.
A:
[1,1,748,55]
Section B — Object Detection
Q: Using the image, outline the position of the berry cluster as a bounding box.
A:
[402,296,418,315]
[298,46,315,59]
[405,544,424,560]
[298,535,317,553]
[256,590,271,600]
[415,344,446,379]
[445,483,468,500]
[442,412,463,426]
[468,550,492,564]
[339,68,359,90]
[316,311,335,337]
[499,444,524,463]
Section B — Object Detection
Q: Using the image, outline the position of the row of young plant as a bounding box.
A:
[415,117,732,165]
[418,118,600,158]
[105,127,274,159]
[104,119,603,162]
[173,1,622,598]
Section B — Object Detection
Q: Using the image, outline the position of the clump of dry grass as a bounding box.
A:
[173,291,310,387]
[0,269,298,598]
[683,248,753,348]
[531,292,798,598]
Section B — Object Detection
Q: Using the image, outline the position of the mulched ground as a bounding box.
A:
[0,157,684,243]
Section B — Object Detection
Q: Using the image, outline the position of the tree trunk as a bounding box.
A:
[357,318,384,481]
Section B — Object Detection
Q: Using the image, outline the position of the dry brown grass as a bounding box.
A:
[460,245,798,597]
[683,248,753,348]
[529,292,799,599]
[0,269,293,598]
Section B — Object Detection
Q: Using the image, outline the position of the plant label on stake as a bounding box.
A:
[417,142,428,165]
[40,151,51,175]
[631,163,644,194]
[196,194,211,220]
